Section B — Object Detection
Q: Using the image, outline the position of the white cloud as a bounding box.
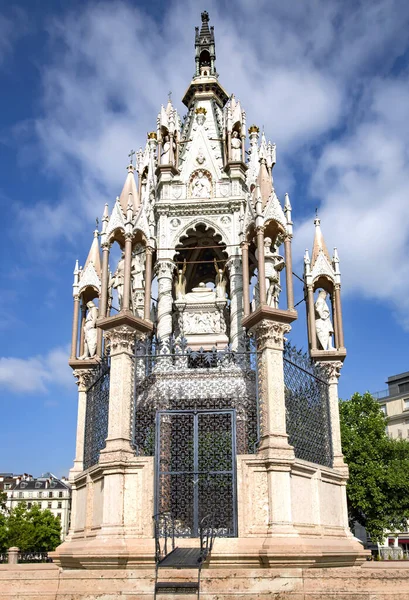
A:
[0,345,72,394]
[294,76,409,326]
[12,0,409,327]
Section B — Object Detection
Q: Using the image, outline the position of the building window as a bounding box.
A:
[57,513,61,520]
[57,502,62,509]
[18,492,23,498]
[380,405,387,415]
[4,483,10,490]
[27,502,32,509]
[398,429,403,438]
[38,491,43,498]
[47,502,52,509]
[58,491,63,498]
[48,492,53,498]
[399,383,409,394]
[404,399,409,411]
[28,492,33,498]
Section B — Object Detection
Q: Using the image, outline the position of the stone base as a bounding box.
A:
[51,534,367,570]
[3,562,409,599]
[98,310,153,334]
[310,348,347,362]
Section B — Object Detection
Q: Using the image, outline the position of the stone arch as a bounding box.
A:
[170,217,231,253]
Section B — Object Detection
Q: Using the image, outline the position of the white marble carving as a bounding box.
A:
[190,170,212,198]
[315,290,334,350]
[79,301,98,359]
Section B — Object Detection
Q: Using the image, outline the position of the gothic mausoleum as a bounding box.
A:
[54,10,366,584]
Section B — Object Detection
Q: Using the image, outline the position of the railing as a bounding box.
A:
[18,551,52,563]
[0,549,53,564]
[371,389,389,400]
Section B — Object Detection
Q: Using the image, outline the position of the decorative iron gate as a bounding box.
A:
[155,409,237,537]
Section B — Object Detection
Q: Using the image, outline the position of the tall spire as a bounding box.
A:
[311,213,331,266]
[119,162,140,216]
[83,227,101,277]
[195,11,216,77]
[183,11,228,107]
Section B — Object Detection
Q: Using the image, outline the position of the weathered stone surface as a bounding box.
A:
[2,564,409,600]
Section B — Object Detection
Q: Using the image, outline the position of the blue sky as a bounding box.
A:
[1,0,409,477]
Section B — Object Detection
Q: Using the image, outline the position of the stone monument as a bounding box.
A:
[54,9,365,589]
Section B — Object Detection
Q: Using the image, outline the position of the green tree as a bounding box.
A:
[340,392,409,543]
[3,502,61,552]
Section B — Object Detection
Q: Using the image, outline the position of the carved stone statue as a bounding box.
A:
[79,301,98,359]
[255,237,285,308]
[111,252,125,309]
[231,130,242,161]
[315,290,334,350]
[131,249,145,290]
[191,171,211,198]
[214,259,227,299]
[161,134,176,165]
[175,260,187,300]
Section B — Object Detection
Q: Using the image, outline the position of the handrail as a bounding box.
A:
[153,512,175,563]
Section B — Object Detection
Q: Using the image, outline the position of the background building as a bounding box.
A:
[375,371,409,439]
[5,473,71,540]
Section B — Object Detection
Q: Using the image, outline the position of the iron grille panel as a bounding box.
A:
[83,360,110,470]
[133,336,258,459]
[283,343,332,467]
[156,409,236,538]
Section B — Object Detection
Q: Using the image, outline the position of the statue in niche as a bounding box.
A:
[315,290,334,350]
[191,171,211,198]
[131,248,145,290]
[214,259,227,299]
[231,130,242,161]
[161,134,176,165]
[111,251,125,309]
[175,260,187,300]
[79,301,98,359]
[260,237,285,308]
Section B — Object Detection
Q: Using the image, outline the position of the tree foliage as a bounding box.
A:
[340,392,409,543]
[0,502,61,552]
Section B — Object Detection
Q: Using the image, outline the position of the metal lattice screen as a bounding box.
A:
[133,337,259,458]
[283,343,332,468]
[83,360,110,470]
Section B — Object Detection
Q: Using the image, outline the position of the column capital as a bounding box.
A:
[226,255,241,274]
[255,225,265,235]
[104,325,137,356]
[73,368,96,392]
[318,360,343,383]
[155,259,175,279]
[253,319,291,351]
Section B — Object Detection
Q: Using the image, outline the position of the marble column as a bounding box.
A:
[240,241,250,317]
[79,303,86,356]
[334,284,345,348]
[256,226,267,304]
[322,360,348,473]
[70,369,94,474]
[97,244,110,355]
[99,325,137,462]
[228,256,243,350]
[284,237,294,311]
[122,235,133,312]
[144,246,153,320]
[156,260,174,341]
[252,318,296,534]
[307,285,317,350]
[70,295,80,359]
